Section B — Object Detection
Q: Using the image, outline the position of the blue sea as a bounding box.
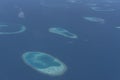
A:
[0,0,120,80]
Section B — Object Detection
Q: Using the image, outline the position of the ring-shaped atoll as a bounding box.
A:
[22,51,67,76]
[0,23,26,34]
[49,27,78,39]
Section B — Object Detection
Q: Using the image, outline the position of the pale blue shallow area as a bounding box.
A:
[22,52,61,69]
[0,0,120,80]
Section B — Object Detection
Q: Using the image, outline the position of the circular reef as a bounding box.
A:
[0,23,26,34]
[49,27,78,39]
[22,51,67,76]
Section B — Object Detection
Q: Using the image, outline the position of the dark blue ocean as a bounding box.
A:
[0,0,120,80]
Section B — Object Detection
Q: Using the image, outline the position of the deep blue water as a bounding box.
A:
[0,0,120,80]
